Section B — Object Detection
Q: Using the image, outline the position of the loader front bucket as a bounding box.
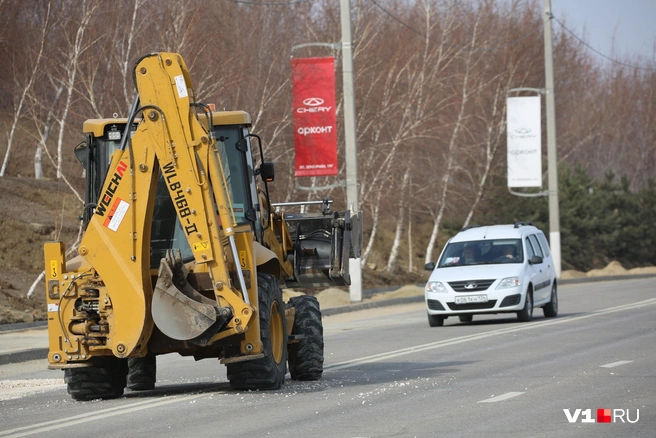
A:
[284,209,362,289]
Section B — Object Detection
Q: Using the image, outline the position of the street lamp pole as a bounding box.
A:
[543,0,561,277]
[340,0,362,301]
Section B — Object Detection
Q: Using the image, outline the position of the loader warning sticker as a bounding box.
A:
[103,198,130,232]
[49,260,58,278]
[174,75,188,99]
[192,241,209,252]
[47,303,59,313]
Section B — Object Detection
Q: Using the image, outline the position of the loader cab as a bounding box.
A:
[79,111,266,269]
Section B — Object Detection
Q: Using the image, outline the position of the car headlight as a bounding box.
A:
[496,277,520,289]
[426,281,447,293]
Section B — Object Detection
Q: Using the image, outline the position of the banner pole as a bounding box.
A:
[340,0,362,302]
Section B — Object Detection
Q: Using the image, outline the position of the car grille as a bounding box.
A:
[427,299,445,311]
[447,300,497,311]
[499,294,521,307]
[448,279,495,292]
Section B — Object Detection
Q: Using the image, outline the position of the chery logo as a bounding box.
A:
[302,97,324,106]
[515,127,532,134]
[563,408,639,424]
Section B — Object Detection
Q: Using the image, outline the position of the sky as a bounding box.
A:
[550,0,656,65]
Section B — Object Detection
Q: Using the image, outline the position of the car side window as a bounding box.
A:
[528,235,543,257]
[537,232,551,257]
[525,237,536,259]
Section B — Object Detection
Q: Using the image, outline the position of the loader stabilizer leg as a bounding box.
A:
[152,250,231,343]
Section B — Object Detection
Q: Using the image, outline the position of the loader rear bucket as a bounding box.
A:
[284,210,362,289]
[152,250,228,342]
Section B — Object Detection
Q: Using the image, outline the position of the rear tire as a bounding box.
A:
[127,353,156,391]
[227,273,287,390]
[517,290,533,322]
[459,315,473,323]
[65,356,128,401]
[427,313,444,327]
[543,283,558,318]
[287,295,324,381]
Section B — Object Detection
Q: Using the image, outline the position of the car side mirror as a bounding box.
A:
[529,255,543,265]
[424,262,435,271]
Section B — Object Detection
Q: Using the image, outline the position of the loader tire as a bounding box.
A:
[127,353,156,391]
[64,356,128,401]
[287,295,324,381]
[227,273,287,390]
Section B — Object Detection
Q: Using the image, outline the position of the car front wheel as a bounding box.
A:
[517,291,533,322]
[543,283,558,318]
[427,313,445,327]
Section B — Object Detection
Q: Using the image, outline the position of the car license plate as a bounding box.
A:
[455,295,488,304]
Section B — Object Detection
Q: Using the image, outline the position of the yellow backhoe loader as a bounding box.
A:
[44,52,361,400]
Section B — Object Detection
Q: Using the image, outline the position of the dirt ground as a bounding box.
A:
[1,176,655,324]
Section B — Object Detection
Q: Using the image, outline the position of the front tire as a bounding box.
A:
[543,283,558,318]
[517,290,533,322]
[227,273,287,390]
[428,313,445,327]
[287,295,324,380]
[65,356,128,401]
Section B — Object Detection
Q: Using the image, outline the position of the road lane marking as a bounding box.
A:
[0,393,208,438]
[600,360,633,368]
[477,392,524,403]
[325,298,656,371]
[4,298,654,437]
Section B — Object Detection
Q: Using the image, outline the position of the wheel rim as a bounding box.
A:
[527,293,533,315]
[270,300,284,364]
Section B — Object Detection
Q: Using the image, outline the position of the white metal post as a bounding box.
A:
[340,0,362,301]
[543,0,561,278]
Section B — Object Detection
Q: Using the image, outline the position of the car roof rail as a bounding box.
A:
[461,224,480,231]
[513,221,534,228]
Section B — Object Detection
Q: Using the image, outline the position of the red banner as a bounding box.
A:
[292,57,338,177]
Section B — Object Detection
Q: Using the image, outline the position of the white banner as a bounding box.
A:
[507,96,542,188]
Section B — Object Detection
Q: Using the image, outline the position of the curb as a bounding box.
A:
[0,348,50,366]
[1,274,653,366]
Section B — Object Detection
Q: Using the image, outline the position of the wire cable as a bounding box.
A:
[223,0,313,5]
[552,16,656,72]
[369,0,543,52]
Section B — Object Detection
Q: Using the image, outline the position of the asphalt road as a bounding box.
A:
[1,278,654,438]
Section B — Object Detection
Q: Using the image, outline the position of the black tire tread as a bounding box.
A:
[65,356,127,401]
[543,283,558,318]
[517,290,533,322]
[287,295,324,381]
[227,273,287,390]
[127,353,156,391]
[428,313,444,327]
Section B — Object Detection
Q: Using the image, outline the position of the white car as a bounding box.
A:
[424,223,558,327]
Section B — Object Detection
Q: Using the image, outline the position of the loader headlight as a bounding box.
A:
[496,277,520,289]
[426,281,447,293]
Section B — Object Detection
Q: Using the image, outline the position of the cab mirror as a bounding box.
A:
[424,262,435,271]
[258,162,275,182]
[73,141,88,169]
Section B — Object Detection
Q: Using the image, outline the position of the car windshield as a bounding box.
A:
[437,239,523,267]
